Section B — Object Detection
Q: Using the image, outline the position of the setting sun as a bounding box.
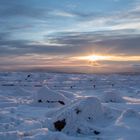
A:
[77,55,111,61]
[74,55,140,62]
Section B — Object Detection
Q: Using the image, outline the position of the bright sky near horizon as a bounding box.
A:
[0,0,140,73]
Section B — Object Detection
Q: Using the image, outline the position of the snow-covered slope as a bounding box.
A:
[0,72,140,140]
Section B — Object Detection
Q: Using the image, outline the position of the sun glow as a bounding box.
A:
[75,55,111,61]
[84,55,111,61]
[74,55,140,62]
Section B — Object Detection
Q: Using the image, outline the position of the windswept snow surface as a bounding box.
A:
[0,72,140,140]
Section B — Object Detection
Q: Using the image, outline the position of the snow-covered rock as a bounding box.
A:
[47,97,105,135]
[33,86,69,107]
[102,90,124,103]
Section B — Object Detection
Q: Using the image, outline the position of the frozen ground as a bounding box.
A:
[0,72,140,140]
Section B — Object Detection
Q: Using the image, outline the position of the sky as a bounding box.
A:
[0,0,140,73]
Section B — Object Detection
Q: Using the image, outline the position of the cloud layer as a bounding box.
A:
[0,0,140,72]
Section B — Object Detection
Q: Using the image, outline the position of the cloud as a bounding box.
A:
[0,0,140,72]
[69,1,140,32]
[0,29,140,57]
[0,4,48,20]
[0,32,11,40]
[50,10,76,18]
[44,30,140,56]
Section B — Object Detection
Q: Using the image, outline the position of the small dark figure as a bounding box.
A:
[88,117,91,120]
[70,86,73,89]
[34,85,42,87]
[58,101,65,105]
[93,85,96,88]
[94,130,100,135]
[75,108,82,114]
[54,119,66,131]
[38,99,42,103]
[77,128,81,134]
[111,83,114,87]
[25,74,31,80]
[110,100,114,102]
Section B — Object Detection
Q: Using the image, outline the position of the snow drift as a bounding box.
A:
[33,86,69,107]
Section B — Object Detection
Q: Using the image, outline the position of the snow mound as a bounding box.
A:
[0,128,48,140]
[2,86,31,97]
[17,120,42,131]
[121,109,140,118]
[33,86,69,107]
[47,97,105,135]
[102,90,124,103]
[0,131,20,140]
[12,87,31,96]
[22,129,85,140]
[116,109,140,128]
[117,109,140,120]
[136,90,140,97]
[58,90,76,99]
[0,112,24,132]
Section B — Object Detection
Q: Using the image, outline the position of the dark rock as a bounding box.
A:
[46,100,50,103]
[75,108,82,114]
[58,101,65,105]
[88,117,91,120]
[2,84,14,86]
[38,99,42,103]
[34,85,42,87]
[77,128,81,134]
[94,130,100,135]
[54,119,66,131]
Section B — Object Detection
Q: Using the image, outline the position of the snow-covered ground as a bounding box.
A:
[0,72,140,140]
